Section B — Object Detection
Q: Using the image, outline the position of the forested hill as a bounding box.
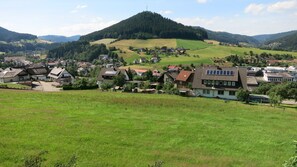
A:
[0,26,37,42]
[253,30,297,43]
[206,29,260,45]
[80,11,208,41]
[264,32,297,51]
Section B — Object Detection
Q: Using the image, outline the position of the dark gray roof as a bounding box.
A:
[97,68,128,81]
[192,66,248,90]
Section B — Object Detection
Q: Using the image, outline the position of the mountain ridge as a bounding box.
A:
[0,26,37,42]
[38,35,81,43]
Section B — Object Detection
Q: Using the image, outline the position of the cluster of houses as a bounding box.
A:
[2,54,297,101]
[97,65,297,100]
[0,63,74,86]
[131,47,187,65]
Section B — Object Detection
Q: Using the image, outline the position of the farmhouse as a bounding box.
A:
[26,64,49,81]
[192,66,247,100]
[158,71,179,84]
[0,68,30,83]
[97,68,130,88]
[48,67,74,85]
[175,70,194,88]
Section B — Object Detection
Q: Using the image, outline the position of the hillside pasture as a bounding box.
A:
[105,38,297,68]
[177,39,210,50]
[90,38,117,45]
[0,90,297,166]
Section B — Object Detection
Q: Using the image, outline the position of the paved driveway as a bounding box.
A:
[32,81,61,92]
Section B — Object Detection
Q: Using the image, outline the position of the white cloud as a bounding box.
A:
[159,10,173,15]
[245,0,297,15]
[196,0,208,4]
[244,3,265,15]
[76,5,88,9]
[71,4,88,14]
[175,17,218,27]
[267,0,297,12]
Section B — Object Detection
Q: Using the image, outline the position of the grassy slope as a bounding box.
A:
[0,90,297,166]
[107,39,297,68]
[90,38,117,45]
[0,83,31,89]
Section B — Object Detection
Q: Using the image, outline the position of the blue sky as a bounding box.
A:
[0,0,296,36]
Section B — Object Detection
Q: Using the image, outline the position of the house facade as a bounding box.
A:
[48,67,74,85]
[175,70,194,88]
[0,68,30,83]
[97,68,130,88]
[192,66,247,100]
[26,64,50,81]
[263,71,293,83]
[158,71,179,85]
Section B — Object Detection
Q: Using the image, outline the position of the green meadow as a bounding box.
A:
[0,89,297,166]
[105,39,297,69]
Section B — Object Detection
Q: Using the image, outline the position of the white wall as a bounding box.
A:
[194,89,237,100]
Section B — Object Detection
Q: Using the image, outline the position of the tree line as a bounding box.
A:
[48,41,109,62]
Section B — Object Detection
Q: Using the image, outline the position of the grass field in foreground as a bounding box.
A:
[1,90,297,166]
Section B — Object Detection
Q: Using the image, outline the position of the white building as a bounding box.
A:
[48,67,74,85]
[192,66,247,100]
[263,72,293,83]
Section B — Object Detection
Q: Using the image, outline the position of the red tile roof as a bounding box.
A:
[176,70,193,82]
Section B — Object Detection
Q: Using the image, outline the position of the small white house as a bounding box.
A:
[48,67,74,85]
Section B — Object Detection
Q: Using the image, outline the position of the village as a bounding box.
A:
[1,52,297,104]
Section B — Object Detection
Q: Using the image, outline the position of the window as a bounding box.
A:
[228,81,231,86]
[207,70,210,75]
[230,71,234,75]
[203,90,210,94]
[227,71,230,75]
[218,90,224,95]
[229,91,236,96]
[215,80,219,85]
[223,71,227,75]
[232,82,236,86]
[223,81,227,86]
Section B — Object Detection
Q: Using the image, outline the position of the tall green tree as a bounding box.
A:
[236,88,250,104]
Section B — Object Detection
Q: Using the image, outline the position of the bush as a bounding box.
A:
[123,83,135,92]
[113,73,126,87]
[148,161,164,167]
[24,151,77,167]
[237,88,250,103]
[24,151,48,167]
[63,78,98,90]
[283,141,297,167]
[100,82,114,91]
